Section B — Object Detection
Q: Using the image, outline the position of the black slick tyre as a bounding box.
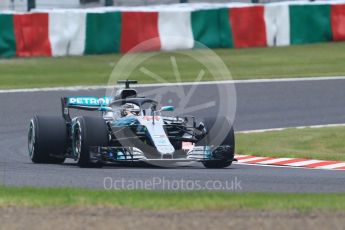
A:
[28,115,67,164]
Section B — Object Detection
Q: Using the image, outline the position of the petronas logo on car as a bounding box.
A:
[67,97,111,106]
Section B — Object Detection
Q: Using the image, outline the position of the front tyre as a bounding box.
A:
[202,160,232,169]
[28,116,67,164]
[198,116,235,169]
[73,116,108,168]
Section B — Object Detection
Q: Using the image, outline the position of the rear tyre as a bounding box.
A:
[197,116,235,169]
[73,116,108,168]
[28,115,67,164]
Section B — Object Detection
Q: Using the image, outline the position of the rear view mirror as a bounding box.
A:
[161,106,174,111]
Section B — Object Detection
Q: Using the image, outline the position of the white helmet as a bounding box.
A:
[121,103,140,116]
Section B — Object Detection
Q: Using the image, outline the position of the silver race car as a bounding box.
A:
[28,80,235,168]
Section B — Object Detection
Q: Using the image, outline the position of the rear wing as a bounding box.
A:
[61,96,112,121]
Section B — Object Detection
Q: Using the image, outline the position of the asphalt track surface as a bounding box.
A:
[1,79,345,192]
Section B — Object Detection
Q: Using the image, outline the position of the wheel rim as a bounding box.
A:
[73,121,82,160]
[28,120,35,159]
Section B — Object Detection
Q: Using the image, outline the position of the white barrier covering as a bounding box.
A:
[49,11,86,56]
[158,11,194,51]
[264,4,290,46]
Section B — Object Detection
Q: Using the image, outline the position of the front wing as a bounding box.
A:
[89,145,234,163]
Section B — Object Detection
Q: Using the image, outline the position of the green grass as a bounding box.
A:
[1,42,345,89]
[237,126,345,161]
[0,186,345,212]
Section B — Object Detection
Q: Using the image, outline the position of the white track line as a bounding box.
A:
[231,76,345,83]
[236,123,345,134]
[0,85,111,94]
[1,75,345,94]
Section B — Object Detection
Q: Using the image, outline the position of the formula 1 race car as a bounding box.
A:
[28,80,235,168]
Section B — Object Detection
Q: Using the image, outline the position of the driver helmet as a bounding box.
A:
[121,103,140,116]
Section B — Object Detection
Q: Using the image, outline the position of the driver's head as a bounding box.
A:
[122,103,140,116]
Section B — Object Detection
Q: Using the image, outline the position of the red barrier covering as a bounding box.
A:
[331,4,345,41]
[13,13,51,57]
[229,6,267,48]
[120,12,160,53]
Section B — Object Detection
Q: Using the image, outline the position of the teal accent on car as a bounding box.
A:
[112,116,139,126]
[98,106,112,112]
[161,106,174,111]
[67,97,112,106]
[204,146,212,159]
